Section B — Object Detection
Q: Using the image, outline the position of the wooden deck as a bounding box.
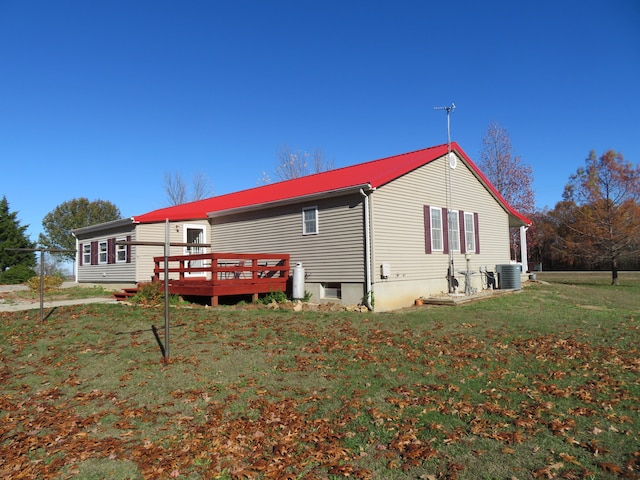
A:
[152,252,290,305]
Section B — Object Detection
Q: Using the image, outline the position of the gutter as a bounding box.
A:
[71,217,135,235]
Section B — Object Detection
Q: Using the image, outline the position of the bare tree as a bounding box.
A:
[479,122,535,214]
[164,171,214,205]
[260,146,335,184]
[164,172,187,205]
[479,122,535,261]
[191,172,214,201]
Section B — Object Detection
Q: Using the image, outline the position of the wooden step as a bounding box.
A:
[113,287,139,302]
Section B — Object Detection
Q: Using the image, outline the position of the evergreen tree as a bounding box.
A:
[0,196,36,282]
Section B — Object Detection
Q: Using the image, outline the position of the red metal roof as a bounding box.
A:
[133,143,532,225]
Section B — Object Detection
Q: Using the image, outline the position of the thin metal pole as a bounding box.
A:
[39,250,44,323]
[6,247,76,323]
[434,103,456,293]
[164,219,170,360]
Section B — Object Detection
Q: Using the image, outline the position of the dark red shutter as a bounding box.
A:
[459,210,466,254]
[90,241,98,265]
[79,243,83,266]
[126,235,132,263]
[442,207,449,254]
[423,206,432,254]
[108,238,115,264]
[474,213,480,253]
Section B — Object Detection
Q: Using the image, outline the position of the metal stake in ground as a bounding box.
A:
[5,247,76,323]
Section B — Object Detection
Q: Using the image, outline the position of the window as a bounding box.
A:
[321,282,341,299]
[430,207,443,251]
[448,210,460,252]
[425,206,480,255]
[464,212,476,253]
[302,207,318,235]
[83,244,91,265]
[98,241,108,264]
[116,237,127,263]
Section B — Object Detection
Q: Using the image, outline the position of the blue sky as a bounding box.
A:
[1,0,638,242]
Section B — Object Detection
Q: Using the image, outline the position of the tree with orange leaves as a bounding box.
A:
[558,150,640,285]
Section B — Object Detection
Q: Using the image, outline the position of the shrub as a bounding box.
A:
[131,282,180,306]
[0,264,36,284]
[261,290,288,304]
[26,275,64,292]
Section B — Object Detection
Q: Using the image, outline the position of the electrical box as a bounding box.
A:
[380,263,391,279]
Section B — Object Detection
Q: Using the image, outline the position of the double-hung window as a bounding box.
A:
[448,210,460,252]
[425,205,480,255]
[464,212,476,253]
[83,244,91,265]
[98,241,108,264]
[430,207,443,251]
[302,207,318,235]
[116,237,127,263]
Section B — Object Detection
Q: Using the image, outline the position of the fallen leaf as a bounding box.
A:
[598,462,622,474]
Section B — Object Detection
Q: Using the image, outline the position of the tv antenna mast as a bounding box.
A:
[434,102,457,293]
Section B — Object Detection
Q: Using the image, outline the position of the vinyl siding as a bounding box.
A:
[211,193,365,283]
[371,153,511,287]
[76,224,136,283]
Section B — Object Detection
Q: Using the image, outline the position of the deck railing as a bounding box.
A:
[152,252,290,305]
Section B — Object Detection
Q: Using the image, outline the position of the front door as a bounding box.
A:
[184,225,206,277]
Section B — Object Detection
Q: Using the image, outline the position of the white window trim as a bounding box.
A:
[448,209,460,252]
[302,206,318,235]
[116,237,127,263]
[430,207,443,252]
[83,244,91,265]
[464,212,476,253]
[98,240,108,264]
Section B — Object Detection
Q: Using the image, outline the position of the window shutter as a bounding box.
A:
[474,213,480,253]
[78,243,83,266]
[459,210,466,254]
[442,207,449,254]
[126,235,132,263]
[90,241,98,265]
[423,206,432,254]
[108,238,115,264]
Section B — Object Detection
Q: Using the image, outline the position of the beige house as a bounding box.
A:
[73,143,531,311]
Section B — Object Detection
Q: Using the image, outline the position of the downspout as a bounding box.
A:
[72,232,79,283]
[360,187,374,310]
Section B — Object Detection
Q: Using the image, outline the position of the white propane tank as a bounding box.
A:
[292,262,305,299]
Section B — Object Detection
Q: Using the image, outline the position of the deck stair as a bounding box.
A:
[113,286,139,302]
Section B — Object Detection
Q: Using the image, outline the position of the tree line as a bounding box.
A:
[1,129,638,285]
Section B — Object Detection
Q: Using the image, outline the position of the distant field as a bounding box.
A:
[537,270,640,285]
[0,274,638,479]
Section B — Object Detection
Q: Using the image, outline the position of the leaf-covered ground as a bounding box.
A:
[0,275,638,479]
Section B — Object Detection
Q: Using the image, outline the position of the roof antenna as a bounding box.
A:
[433,103,456,149]
[434,102,457,294]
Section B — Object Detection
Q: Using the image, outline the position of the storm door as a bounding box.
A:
[184,225,207,277]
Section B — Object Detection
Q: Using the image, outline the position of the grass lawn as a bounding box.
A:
[0,272,638,479]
